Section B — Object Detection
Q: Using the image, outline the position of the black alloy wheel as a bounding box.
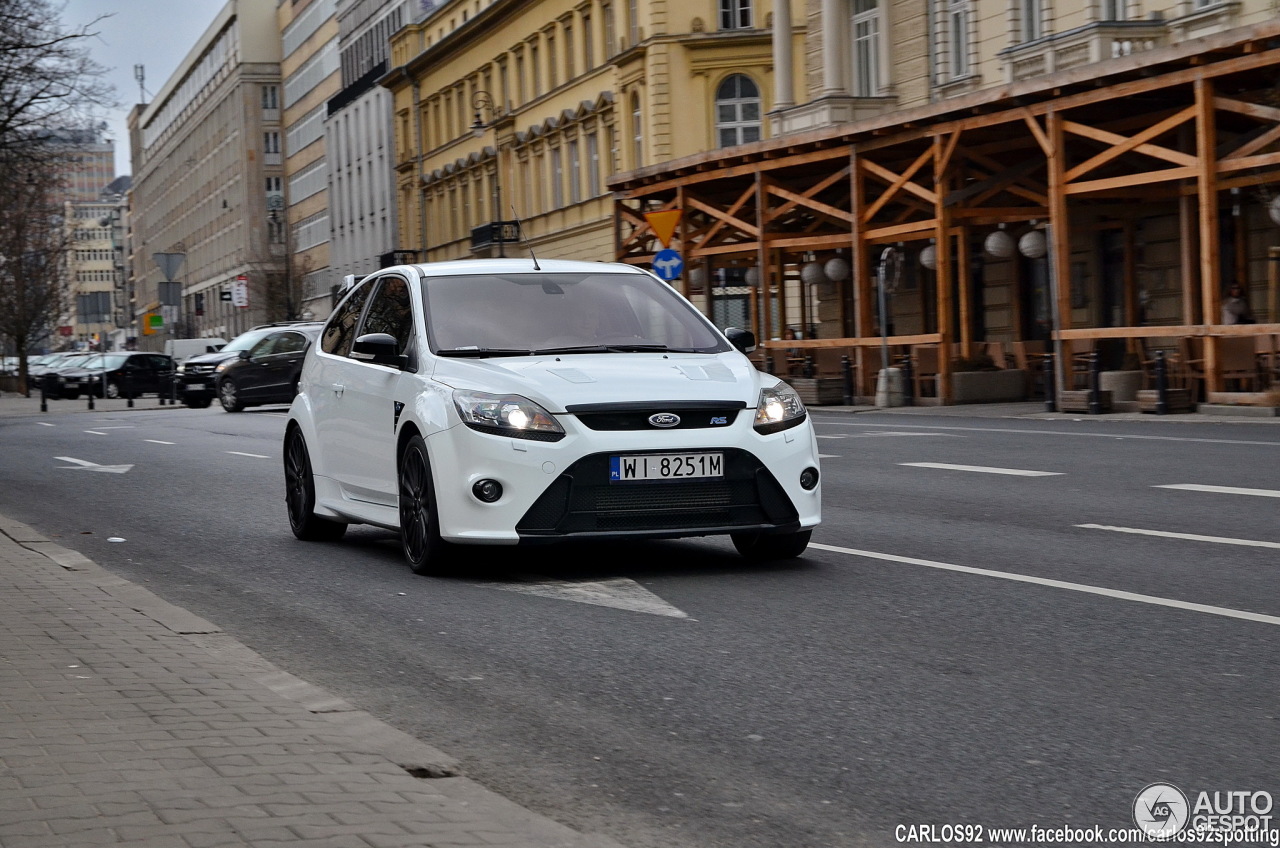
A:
[104,379,121,399]
[218,378,244,412]
[284,428,347,542]
[398,434,451,575]
[730,529,812,561]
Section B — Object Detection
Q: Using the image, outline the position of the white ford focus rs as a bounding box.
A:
[284,258,821,574]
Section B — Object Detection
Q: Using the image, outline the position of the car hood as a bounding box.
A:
[429,351,768,411]
[184,350,239,367]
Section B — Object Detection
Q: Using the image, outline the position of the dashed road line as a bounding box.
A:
[145,439,175,445]
[225,451,269,459]
[812,542,1280,627]
[84,430,108,435]
[1076,524,1280,550]
[37,422,54,427]
[900,462,1061,477]
[1155,483,1280,499]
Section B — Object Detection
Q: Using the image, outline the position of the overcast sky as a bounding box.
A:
[59,0,229,176]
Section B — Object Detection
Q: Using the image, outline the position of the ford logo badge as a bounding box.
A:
[648,412,681,428]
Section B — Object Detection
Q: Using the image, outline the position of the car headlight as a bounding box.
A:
[453,390,565,441]
[175,362,186,374]
[753,382,807,434]
[214,361,231,373]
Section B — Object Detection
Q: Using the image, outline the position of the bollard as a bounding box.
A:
[170,369,178,405]
[125,370,134,409]
[87,380,94,410]
[841,354,854,406]
[1043,352,1056,412]
[1155,349,1168,416]
[902,357,915,406]
[1087,351,1101,415]
[39,375,47,413]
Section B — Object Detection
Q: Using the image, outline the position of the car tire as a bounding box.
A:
[218,379,244,412]
[105,380,120,399]
[184,396,212,409]
[730,529,812,561]
[284,428,347,542]
[398,434,452,575]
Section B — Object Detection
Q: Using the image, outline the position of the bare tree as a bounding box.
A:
[0,0,114,153]
[0,152,70,394]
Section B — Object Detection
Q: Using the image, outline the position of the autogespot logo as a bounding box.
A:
[1134,782,1190,838]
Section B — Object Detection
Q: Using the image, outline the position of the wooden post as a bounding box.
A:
[756,172,771,341]
[1179,193,1199,325]
[676,186,689,299]
[957,225,972,357]
[933,135,953,403]
[851,147,873,395]
[1269,246,1280,325]
[1195,77,1222,393]
[1046,110,1071,400]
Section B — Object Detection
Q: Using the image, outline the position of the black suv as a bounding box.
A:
[58,352,176,399]
[214,323,323,412]
[177,322,320,409]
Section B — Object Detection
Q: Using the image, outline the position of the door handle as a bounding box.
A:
[332,383,344,396]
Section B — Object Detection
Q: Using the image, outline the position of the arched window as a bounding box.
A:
[714,74,761,148]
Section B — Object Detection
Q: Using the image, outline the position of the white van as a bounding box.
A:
[164,338,227,364]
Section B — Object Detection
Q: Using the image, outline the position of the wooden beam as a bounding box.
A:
[698,184,757,248]
[1047,110,1072,398]
[1064,166,1198,195]
[767,165,852,220]
[933,134,954,404]
[764,233,858,249]
[1061,119,1199,169]
[861,147,934,222]
[864,219,938,242]
[861,158,938,204]
[1217,150,1280,174]
[1022,111,1053,156]
[1214,95,1280,124]
[1221,122,1280,161]
[1063,106,1197,182]
[686,195,760,238]
[1196,78,1222,393]
[766,182,855,224]
[620,146,850,198]
[945,158,1042,207]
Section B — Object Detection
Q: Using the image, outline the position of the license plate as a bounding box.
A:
[610,452,723,482]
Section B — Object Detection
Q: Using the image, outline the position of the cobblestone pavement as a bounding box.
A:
[0,513,626,848]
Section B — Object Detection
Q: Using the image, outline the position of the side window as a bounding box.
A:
[249,335,279,357]
[321,282,374,357]
[273,332,308,354]
[359,276,415,355]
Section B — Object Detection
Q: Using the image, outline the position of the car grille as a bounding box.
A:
[185,363,217,375]
[516,449,797,537]
[566,400,746,432]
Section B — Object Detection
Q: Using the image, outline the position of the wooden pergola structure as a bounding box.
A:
[610,23,1280,404]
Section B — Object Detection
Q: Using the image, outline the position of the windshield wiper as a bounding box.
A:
[529,343,691,355]
[435,347,535,358]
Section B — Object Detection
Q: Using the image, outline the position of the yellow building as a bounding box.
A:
[383,0,805,263]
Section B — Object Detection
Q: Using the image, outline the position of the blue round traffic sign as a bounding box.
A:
[652,248,684,281]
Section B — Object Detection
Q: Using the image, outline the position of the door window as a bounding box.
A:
[321,281,374,356]
[359,276,415,355]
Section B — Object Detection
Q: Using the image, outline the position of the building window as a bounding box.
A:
[582,12,593,70]
[949,0,970,78]
[551,146,564,208]
[261,85,279,109]
[852,0,882,97]
[603,2,616,57]
[264,131,281,153]
[514,51,525,104]
[628,0,639,45]
[587,132,601,196]
[564,22,574,78]
[631,91,643,167]
[719,0,751,30]
[1021,0,1043,41]
[531,43,542,96]
[714,74,761,148]
[1100,0,1128,18]
[569,139,582,203]
[547,32,557,88]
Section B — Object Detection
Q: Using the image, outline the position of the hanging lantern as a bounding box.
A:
[1269,195,1280,226]
[744,266,761,287]
[824,256,850,282]
[1018,229,1047,259]
[919,243,937,270]
[800,261,828,286]
[984,227,1016,259]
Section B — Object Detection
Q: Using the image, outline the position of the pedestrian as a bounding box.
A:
[1221,282,1255,325]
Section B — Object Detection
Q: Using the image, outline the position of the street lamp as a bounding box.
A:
[470,90,507,258]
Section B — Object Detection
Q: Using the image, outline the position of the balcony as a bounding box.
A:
[770,95,898,138]
[469,220,522,256]
[1000,20,1170,83]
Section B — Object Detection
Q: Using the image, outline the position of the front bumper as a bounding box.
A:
[422,413,821,544]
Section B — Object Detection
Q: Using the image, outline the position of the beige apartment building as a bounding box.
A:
[129,0,285,344]
[613,1,1280,406]
[278,0,342,318]
[382,0,797,264]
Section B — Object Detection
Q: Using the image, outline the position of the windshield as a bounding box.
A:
[223,328,277,353]
[423,273,730,355]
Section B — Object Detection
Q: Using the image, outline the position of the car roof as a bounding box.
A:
[406,258,648,279]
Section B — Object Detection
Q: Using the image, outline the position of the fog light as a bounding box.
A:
[799,467,820,490]
[472,479,503,503]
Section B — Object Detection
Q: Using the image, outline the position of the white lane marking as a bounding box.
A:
[226,451,269,459]
[37,422,54,427]
[1155,483,1280,499]
[94,426,136,430]
[54,456,133,474]
[818,454,840,459]
[1076,524,1280,550]
[813,419,1280,447]
[900,462,1062,477]
[812,542,1280,627]
[145,439,175,445]
[817,431,962,440]
[493,576,689,619]
[84,430,108,435]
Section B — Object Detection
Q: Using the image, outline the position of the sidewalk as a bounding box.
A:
[0,512,627,848]
[0,390,185,417]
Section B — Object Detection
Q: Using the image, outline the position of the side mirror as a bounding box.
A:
[238,349,251,360]
[352,333,407,368]
[724,327,756,354]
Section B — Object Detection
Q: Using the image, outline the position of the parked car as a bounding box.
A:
[214,323,323,412]
[284,259,821,575]
[58,352,176,399]
[37,352,99,398]
[176,322,319,409]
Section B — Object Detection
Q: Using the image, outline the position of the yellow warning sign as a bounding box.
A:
[644,210,683,249]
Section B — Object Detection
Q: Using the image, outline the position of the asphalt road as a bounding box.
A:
[1,404,1278,848]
